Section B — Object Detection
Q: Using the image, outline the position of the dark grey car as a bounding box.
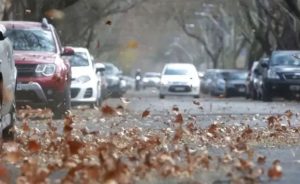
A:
[260,50,300,101]
[210,70,247,97]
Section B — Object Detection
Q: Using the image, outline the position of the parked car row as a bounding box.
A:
[201,69,248,97]
[0,18,129,122]
[246,50,300,101]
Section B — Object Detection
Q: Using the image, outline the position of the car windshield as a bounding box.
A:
[144,73,160,78]
[164,66,193,75]
[271,53,300,66]
[6,29,56,52]
[70,52,89,66]
[104,64,119,75]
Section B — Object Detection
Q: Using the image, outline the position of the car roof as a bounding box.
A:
[272,50,300,55]
[1,21,49,30]
[164,63,195,67]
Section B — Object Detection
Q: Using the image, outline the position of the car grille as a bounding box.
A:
[234,84,245,88]
[84,88,93,98]
[169,85,191,92]
[16,64,37,77]
[283,73,300,80]
[71,88,80,98]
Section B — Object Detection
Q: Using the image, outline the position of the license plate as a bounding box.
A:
[238,87,245,92]
[290,85,300,91]
[16,84,29,91]
[174,87,185,91]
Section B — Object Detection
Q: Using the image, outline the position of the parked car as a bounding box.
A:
[69,47,102,107]
[103,63,126,98]
[95,63,107,100]
[0,24,16,140]
[260,50,300,101]
[2,19,74,118]
[159,63,200,99]
[142,72,160,89]
[200,69,218,94]
[210,70,247,97]
[122,75,135,90]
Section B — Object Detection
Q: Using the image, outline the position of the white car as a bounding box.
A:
[69,47,101,107]
[159,63,200,99]
[0,24,17,140]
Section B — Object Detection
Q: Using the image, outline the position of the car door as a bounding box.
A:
[0,36,16,115]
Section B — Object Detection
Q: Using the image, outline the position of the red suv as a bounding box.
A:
[1,19,74,118]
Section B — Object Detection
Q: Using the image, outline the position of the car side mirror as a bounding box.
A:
[254,69,260,75]
[62,47,75,56]
[96,67,105,73]
[261,61,268,68]
[0,25,7,41]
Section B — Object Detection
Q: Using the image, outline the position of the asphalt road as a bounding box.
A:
[18,88,300,183]
[106,89,300,184]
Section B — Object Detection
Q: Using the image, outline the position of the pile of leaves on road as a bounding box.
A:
[0,106,299,183]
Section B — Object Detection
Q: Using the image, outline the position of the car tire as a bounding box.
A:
[250,89,257,100]
[193,95,200,98]
[159,94,165,99]
[2,103,16,141]
[53,86,71,119]
[262,85,272,102]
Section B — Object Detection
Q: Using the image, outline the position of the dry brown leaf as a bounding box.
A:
[193,100,200,106]
[105,20,112,25]
[44,9,65,20]
[268,160,283,180]
[257,155,266,165]
[101,105,116,116]
[142,110,150,118]
[5,151,22,164]
[172,106,179,112]
[22,122,30,132]
[285,110,293,119]
[174,113,184,124]
[67,140,83,155]
[28,140,41,153]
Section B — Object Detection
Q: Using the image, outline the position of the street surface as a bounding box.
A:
[15,89,300,183]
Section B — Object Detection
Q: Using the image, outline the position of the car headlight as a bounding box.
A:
[35,64,56,76]
[76,76,91,83]
[217,79,225,85]
[160,79,168,85]
[267,70,279,79]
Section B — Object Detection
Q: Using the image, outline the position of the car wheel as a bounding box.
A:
[250,89,257,100]
[193,95,200,98]
[53,86,71,119]
[262,85,272,102]
[159,94,165,99]
[2,103,16,141]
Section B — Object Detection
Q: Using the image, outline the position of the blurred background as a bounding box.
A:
[1,0,300,74]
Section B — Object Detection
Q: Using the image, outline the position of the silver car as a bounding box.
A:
[0,24,17,140]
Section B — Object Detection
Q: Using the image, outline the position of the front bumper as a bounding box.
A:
[70,81,98,104]
[15,82,62,106]
[159,84,200,96]
[265,79,300,93]
[226,84,246,96]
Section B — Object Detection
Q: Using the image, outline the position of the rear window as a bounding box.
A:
[164,67,189,75]
[70,52,89,66]
[6,29,56,52]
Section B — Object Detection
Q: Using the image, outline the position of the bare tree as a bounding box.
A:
[4,0,145,48]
